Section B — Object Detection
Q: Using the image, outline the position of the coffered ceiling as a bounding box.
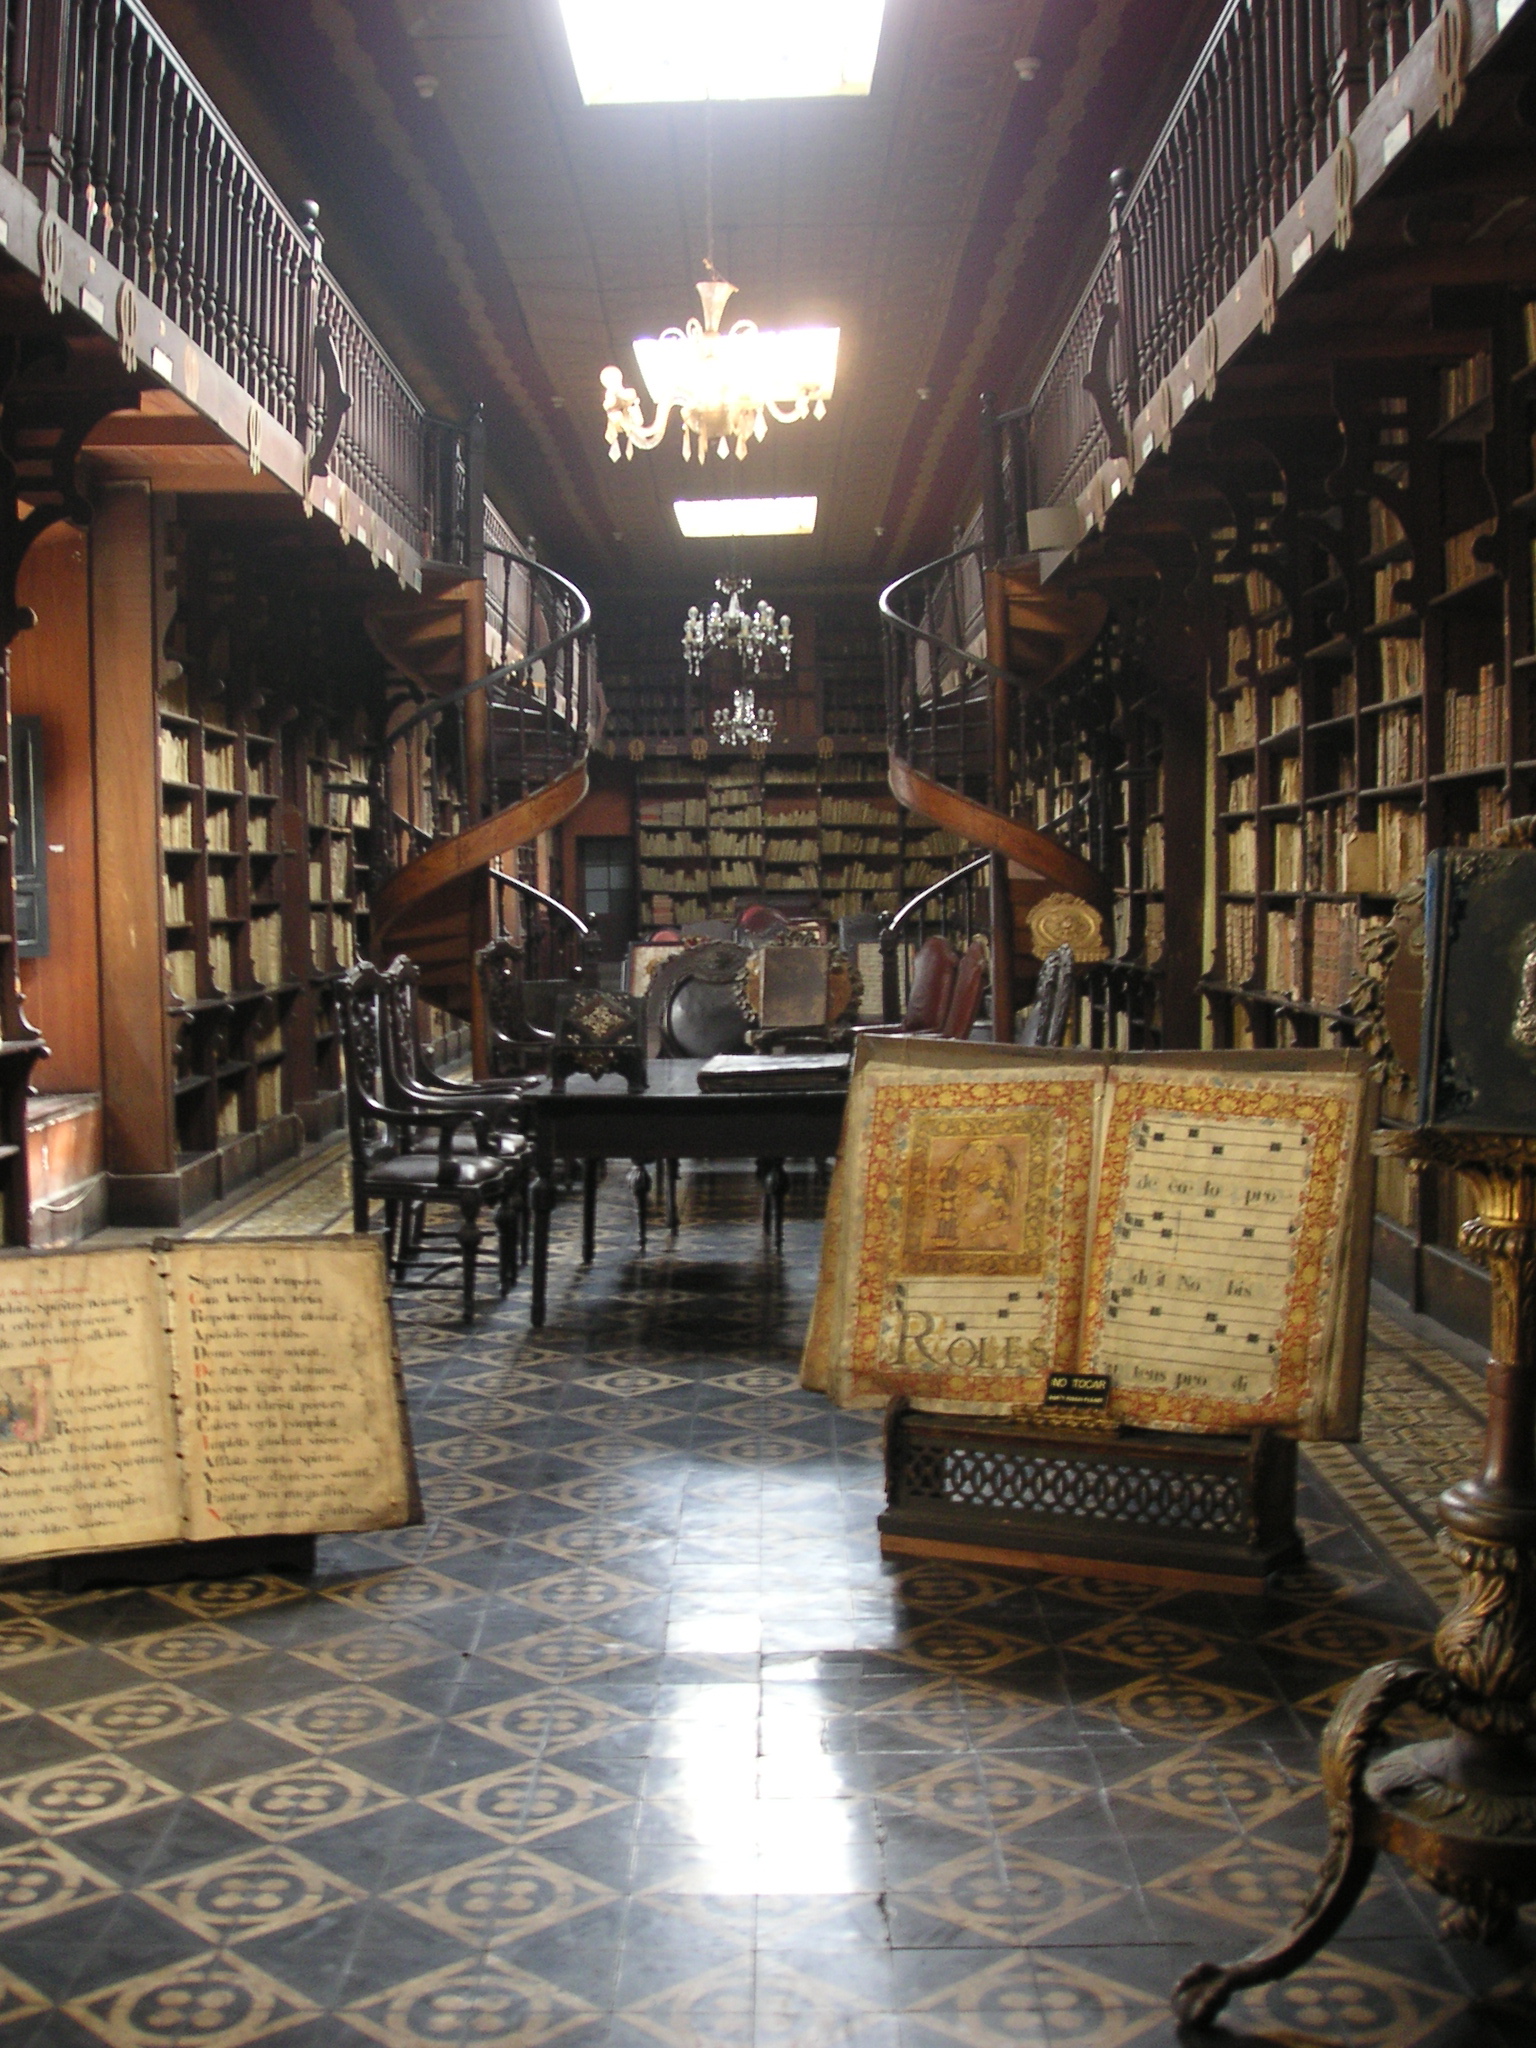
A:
[148,0,1216,602]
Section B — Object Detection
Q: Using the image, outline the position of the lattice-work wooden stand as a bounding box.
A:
[1175,1128,1536,2026]
[879,1399,1302,1594]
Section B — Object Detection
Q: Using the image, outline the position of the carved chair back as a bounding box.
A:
[940,938,990,1040]
[1018,944,1076,1047]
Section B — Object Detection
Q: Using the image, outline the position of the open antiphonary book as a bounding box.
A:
[802,1041,1376,1440]
[0,1236,417,1564]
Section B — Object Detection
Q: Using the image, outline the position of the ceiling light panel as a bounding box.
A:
[559,1,886,104]
[674,497,818,538]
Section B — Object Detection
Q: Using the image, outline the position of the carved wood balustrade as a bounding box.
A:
[0,0,476,572]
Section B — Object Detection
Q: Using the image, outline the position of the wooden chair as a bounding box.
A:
[938,937,989,1039]
[475,939,585,1079]
[376,955,532,1272]
[338,964,521,1324]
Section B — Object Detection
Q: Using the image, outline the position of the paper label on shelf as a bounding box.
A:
[1383,114,1412,165]
[1498,0,1525,30]
[1290,232,1313,276]
[79,287,104,323]
[151,346,173,379]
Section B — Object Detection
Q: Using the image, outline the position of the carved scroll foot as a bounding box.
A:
[1174,1660,1451,2028]
[1172,1825,1379,2028]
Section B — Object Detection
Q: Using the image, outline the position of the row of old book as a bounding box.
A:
[1445,664,1508,771]
[1377,708,1424,786]
[1225,807,1426,894]
[1221,898,1385,1008]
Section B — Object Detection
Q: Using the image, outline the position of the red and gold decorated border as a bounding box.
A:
[841,1069,1100,1407]
[1080,1074,1359,1435]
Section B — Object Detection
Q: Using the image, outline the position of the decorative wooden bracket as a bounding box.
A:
[310,323,352,479]
[1081,302,1129,462]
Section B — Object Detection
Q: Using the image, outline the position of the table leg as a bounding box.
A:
[531,1153,555,1329]
[630,1160,651,1252]
[765,1159,787,1251]
[666,1157,680,1232]
[582,1159,599,1263]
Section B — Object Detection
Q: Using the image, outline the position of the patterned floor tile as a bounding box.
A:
[0,1614,85,1666]
[0,1838,119,1930]
[139,1844,367,1943]
[246,1686,438,1756]
[452,1688,643,1759]
[1108,1745,1315,1831]
[0,1754,179,1836]
[386,1844,616,1945]
[46,1682,228,1752]
[419,1760,632,1845]
[150,1577,309,1625]
[104,1624,265,1682]
[65,1947,319,2047]
[288,1624,448,1684]
[0,1966,50,2029]
[5,1157,1517,2041]
[1226,1949,1466,2045]
[1080,1673,1273,1742]
[341,1953,594,2047]
[902,1949,1165,2047]
[197,1758,405,1842]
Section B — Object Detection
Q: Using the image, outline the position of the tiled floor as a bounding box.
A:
[1,1159,1532,2046]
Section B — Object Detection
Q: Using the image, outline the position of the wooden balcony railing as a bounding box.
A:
[0,0,475,572]
[992,0,1487,541]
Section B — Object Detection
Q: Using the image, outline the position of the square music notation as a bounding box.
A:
[1093,1113,1313,1409]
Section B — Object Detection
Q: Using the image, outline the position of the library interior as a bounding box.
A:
[2,2,1536,2044]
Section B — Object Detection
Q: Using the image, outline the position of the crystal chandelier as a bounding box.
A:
[713,687,777,748]
[682,576,792,678]
[601,268,838,465]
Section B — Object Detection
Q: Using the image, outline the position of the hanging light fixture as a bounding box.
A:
[601,269,838,465]
[713,687,777,749]
[599,113,837,465]
[682,576,792,677]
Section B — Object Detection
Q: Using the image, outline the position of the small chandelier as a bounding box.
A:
[682,576,792,678]
[601,268,838,465]
[713,688,777,749]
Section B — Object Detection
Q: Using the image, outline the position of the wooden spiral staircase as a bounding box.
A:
[880,544,1113,1034]
[367,545,596,1062]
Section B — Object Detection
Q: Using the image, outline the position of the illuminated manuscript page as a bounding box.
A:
[166,1237,413,1540]
[1080,1064,1371,1438]
[0,1251,180,1560]
[807,1042,1103,1409]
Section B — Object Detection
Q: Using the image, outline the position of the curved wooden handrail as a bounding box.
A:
[884,853,990,940]
[888,756,1114,922]
[385,548,593,754]
[489,865,591,940]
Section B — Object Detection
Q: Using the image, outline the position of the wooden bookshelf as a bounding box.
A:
[1190,307,1536,1336]
[157,672,307,1184]
[633,748,962,929]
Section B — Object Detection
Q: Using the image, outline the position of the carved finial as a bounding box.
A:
[300,200,322,251]
[1108,167,1128,232]
[1493,815,1536,849]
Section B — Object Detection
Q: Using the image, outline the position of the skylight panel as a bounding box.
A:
[674,497,818,537]
[559,1,886,105]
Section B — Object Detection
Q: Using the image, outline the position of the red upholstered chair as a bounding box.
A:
[939,938,990,1039]
[902,935,960,1032]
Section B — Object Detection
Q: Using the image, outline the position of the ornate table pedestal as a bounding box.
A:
[1175,1127,1536,2027]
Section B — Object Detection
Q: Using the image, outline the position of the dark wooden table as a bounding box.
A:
[521,1058,848,1326]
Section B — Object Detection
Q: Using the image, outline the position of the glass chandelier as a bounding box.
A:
[713,688,777,748]
[601,268,838,465]
[682,576,792,678]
